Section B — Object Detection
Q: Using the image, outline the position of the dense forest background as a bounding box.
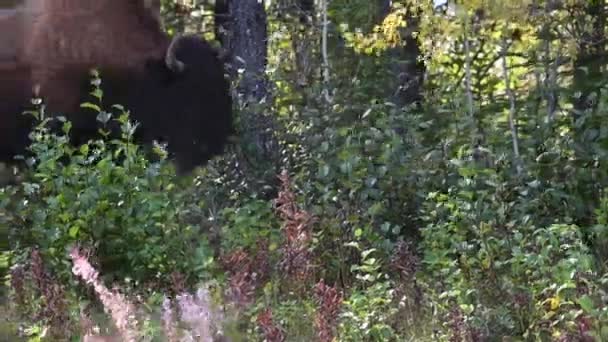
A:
[2,0,608,340]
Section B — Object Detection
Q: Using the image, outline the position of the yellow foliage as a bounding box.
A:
[549,295,561,311]
[340,8,409,55]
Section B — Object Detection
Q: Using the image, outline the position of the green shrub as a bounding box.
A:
[420,166,608,340]
[220,198,281,252]
[338,247,397,341]
[2,72,211,289]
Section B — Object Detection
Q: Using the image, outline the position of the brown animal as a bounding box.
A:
[20,0,167,113]
[0,0,234,174]
[0,8,24,63]
[0,7,34,163]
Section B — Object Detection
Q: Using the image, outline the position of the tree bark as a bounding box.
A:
[214,0,230,47]
[501,38,522,174]
[293,0,316,88]
[572,0,605,115]
[297,0,314,21]
[378,0,425,108]
[222,0,280,196]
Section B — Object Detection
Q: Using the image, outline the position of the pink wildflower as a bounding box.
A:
[70,247,141,342]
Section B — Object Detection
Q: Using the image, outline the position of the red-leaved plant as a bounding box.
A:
[257,308,286,342]
[221,240,270,308]
[313,279,343,342]
[274,170,316,286]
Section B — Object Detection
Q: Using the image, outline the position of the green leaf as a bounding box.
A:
[577,295,595,314]
[68,226,80,238]
[361,248,376,260]
[602,326,608,340]
[80,102,101,112]
[79,144,89,155]
[459,304,474,315]
[354,228,363,238]
[318,164,330,178]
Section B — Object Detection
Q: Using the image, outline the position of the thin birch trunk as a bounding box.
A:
[321,0,332,104]
[543,34,557,122]
[463,15,477,144]
[501,38,522,175]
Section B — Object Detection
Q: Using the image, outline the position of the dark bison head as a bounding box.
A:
[119,34,234,174]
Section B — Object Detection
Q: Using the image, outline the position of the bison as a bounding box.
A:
[0,0,233,174]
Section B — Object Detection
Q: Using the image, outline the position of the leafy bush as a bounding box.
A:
[283,100,425,287]
[2,72,210,289]
[338,247,397,341]
[220,198,281,252]
[420,165,608,340]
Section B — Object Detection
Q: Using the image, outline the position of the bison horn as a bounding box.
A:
[165,35,186,72]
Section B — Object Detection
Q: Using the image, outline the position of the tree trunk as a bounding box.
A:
[214,0,230,47]
[293,0,316,88]
[572,0,605,115]
[298,0,314,20]
[222,0,280,196]
[378,0,425,108]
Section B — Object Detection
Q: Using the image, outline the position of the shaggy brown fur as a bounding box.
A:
[20,0,167,113]
[0,0,233,174]
[0,9,24,63]
[0,8,34,161]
